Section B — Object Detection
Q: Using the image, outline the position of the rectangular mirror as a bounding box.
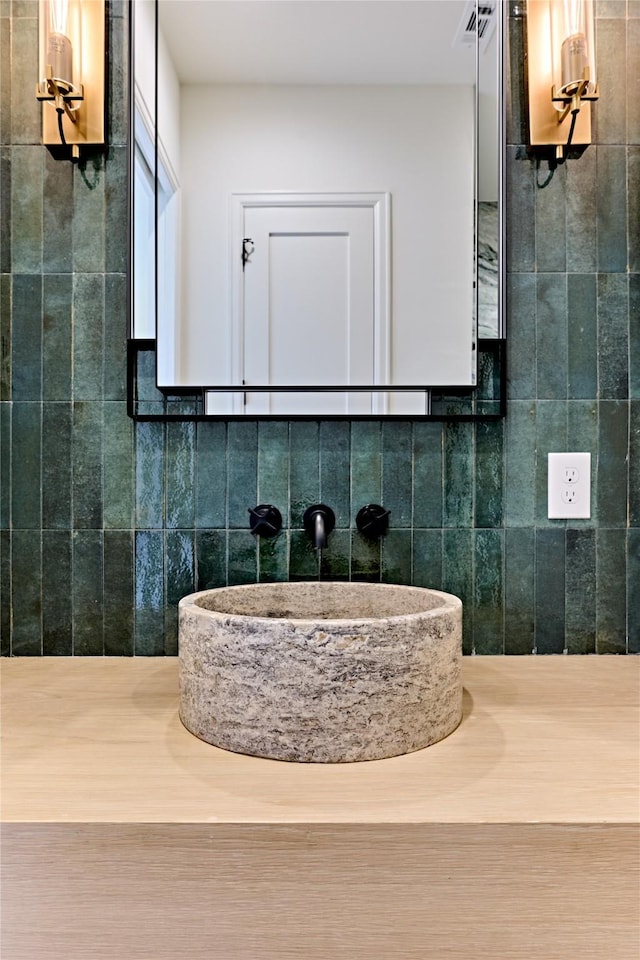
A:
[130,0,504,419]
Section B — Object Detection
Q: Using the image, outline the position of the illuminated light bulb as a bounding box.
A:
[47,0,72,86]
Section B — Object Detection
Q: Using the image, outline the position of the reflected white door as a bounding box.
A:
[231,193,390,416]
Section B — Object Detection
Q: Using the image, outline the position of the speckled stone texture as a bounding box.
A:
[178,582,463,763]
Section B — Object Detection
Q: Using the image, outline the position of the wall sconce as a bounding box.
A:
[35,0,106,160]
[526,0,599,161]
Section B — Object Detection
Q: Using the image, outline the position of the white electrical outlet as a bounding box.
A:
[548,453,591,519]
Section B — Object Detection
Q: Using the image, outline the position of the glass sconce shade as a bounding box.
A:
[549,0,596,101]
[40,0,82,92]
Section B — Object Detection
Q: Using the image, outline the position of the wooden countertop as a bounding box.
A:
[1,656,638,825]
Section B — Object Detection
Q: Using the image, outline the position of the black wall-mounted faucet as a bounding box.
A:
[356,504,390,540]
[303,504,335,550]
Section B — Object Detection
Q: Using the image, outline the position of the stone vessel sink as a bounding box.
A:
[178,581,462,763]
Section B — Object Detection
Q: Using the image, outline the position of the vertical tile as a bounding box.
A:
[504,401,536,527]
[10,17,40,145]
[475,420,504,528]
[105,146,129,272]
[412,529,443,589]
[135,421,164,528]
[630,401,640,527]
[103,274,128,401]
[534,163,567,273]
[0,147,11,275]
[381,528,412,585]
[596,146,628,272]
[11,146,42,270]
[289,529,319,581]
[0,17,10,150]
[165,422,196,529]
[104,530,134,656]
[627,529,640,655]
[165,530,195,655]
[0,274,11,400]
[597,401,628,527]
[107,15,129,146]
[628,149,640,274]
[72,529,103,655]
[597,273,629,399]
[443,422,473,527]
[73,274,105,400]
[567,274,597,399]
[135,530,165,655]
[595,18,627,144]
[565,529,596,654]
[0,399,11,529]
[227,420,258,528]
[381,421,412,528]
[43,274,72,401]
[195,421,227,528]
[227,529,257,585]
[412,421,443,528]
[350,529,381,582]
[11,530,42,654]
[534,401,567,525]
[72,401,103,528]
[506,274,536,400]
[258,531,289,583]
[534,528,566,654]
[350,421,381,516]
[504,527,535,655]
[11,402,41,529]
[103,402,134,529]
[442,529,473,654]
[289,421,320,527]
[42,530,72,655]
[536,274,567,400]
[630,21,640,146]
[320,421,351,526]
[320,528,350,581]
[567,401,598,527]
[566,148,597,274]
[257,421,289,522]
[473,529,504,654]
[596,528,627,653]
[72,158,106,273]
[505,147,535,273]
[42,402,71,529]
[11,273,42,399]
[0,530,10,656]
[196,530,227,590]
[630,275,640,400]
[43,152,73,273]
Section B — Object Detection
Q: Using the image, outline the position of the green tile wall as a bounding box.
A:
[0,2,638,656]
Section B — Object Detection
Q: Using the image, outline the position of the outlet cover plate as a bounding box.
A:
[548,452,591,519]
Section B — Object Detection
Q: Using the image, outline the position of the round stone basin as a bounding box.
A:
[178,581,462,763]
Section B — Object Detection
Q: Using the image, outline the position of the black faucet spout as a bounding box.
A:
[303,504,336,551]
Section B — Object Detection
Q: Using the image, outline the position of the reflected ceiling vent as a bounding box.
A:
[453,1,497,53]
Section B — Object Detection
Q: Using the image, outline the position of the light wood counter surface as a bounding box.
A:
[2,656,638,960]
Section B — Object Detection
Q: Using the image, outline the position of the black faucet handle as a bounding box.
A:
[356,504,390,539]
[248,504,283,538]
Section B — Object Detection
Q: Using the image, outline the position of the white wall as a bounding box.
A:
[167,83,474,389]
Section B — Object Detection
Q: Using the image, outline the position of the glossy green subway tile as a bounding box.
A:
[227,420,258,528]
[195,421,227,528]
[258,530,288,582]
[475,420,504,528]
[596,146,628,272]
[134,530,165,655]
[73,274,104,400]
[104,274,127,401]
[381,528,412,585]
[628,149,639,272]
[381,421,412,528]
[10,20,40,145]
[11,273,42,399]
[289,528,320,581]
[534,401,568,525]
[103,401,134,529]
[72,157,106,273]
[11,402,41,529]
[597,401,629,527]
[0,530,10,656]
[350,528,381,582]
[596,18,627,145]
[567,274,597,399]
[0,274,10,400]
[565,528,596,654]
[412,529,442,589]
[473,529,504,654]
[42,530,72,655]
[72,401,103,528]
[412,421,443,528]
[442,528,473,654]
[43,274,72,401]
[534,528,566,653]
[536,275,567,400]
[628,529,640,654]
[105,147,128,272]
[11,146,42,269]
[631,275,640,400]
[505,146,535,274]
[535,163,567,274]
[504,527,535,655]
[196,530,227,590]
[257,421,289,522]
[103,530,134,656]
[42,402,71,529]
[350,420,381,512]
[630,401,640,526]
[566,148,596,274]
[165,530,195,654]
[320,421,351,526]
[227,529,258,586]
[72,529,103,655]
[320,528,350,581]
[597,273,629,400]
[10,530,42,654]
[0,149,11,274]
[0,400,10,529]
[43,152,73,273]
[596,528,627,653]
[506,274,536,400]
[135,421,164,528]
[443,421,473,528]
[289,421,320,527]
[165,422,196,529]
